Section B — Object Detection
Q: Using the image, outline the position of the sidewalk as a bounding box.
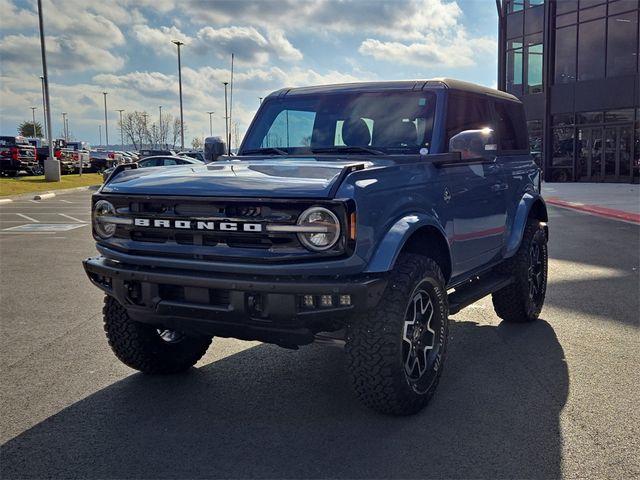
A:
[542,182,640,224]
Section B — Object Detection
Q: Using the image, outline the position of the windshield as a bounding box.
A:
[241,91,436,156]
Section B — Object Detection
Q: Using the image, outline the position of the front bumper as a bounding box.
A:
[83,256,387,346]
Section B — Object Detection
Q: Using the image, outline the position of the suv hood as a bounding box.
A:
[100,159,375,198]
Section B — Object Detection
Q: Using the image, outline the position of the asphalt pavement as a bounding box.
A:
[0,190,638,479]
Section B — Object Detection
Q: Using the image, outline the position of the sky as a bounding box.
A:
[0,0,499,148]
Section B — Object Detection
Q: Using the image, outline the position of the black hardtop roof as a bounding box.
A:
[267,78,520,102]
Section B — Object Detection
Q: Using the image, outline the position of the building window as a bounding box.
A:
[577,18,606,81]
[527,43,544,93]
[551,127,575,182]
[557,0,578,14]
[579,4,606,22]
[579,0,606,8]
[609,0,639,16]
[606,11,639,77]
[527,120,543,167]
[507,10,524,38]
[507,0,525,13]
[507,45,524,95]
[525,5,544,34]
[555,26,577,83]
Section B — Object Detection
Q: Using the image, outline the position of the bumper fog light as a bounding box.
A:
[320,295,333,307]
[339,295,351,306]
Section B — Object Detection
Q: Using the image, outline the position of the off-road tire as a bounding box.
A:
[346,254,449,415]
[103,296,212,374]
[492,218,548,322]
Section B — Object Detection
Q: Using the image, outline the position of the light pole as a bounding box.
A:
[39,76,47,138]
[259,97,263,104]
[142,113,149,149]
[65,116,69,141]
[229,53,234,152]
[223,81,229,155]
[99,125,102,146]
[171,40,185,150]
[207,111,214,136]
[116,109,124,151]
[37,0,58,181]
[62,112,67,141]
[158,105,162,148]
[30,107,37,138]
[102,91,109,147]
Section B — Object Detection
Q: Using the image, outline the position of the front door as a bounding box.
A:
[577,127,603,182]
[578,126,633,182]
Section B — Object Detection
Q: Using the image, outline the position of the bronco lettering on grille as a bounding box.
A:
[133,218,263,232]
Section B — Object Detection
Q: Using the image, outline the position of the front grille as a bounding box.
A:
[99,195,349,263]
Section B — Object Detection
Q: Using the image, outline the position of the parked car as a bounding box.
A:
[177,150,205,162]
[66,141,91,172]
[139,149,176,158]
[84,78,549,416]
[101,155,202,182]
[90,150,124,173]
[0,135,41,176]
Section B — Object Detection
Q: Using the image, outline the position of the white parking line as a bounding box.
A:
[28,200,41,204]
[16,213,39,223]
[58,213,85,223]
[59,200,73,203]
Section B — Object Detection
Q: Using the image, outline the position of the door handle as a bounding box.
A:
[491,183,509,192]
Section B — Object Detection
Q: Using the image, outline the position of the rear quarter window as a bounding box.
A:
[494,101,529,151]
[445,94,493,144]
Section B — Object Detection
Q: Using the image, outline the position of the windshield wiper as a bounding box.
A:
[242,147,288,155]
[311,146,384,155]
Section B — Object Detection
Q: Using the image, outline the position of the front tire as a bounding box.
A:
[492,218,548,322]
[103,296,212,374]
[346,254,449,415]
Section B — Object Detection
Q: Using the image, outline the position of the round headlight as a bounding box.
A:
[296,207,341,251]
[93,200,116,239]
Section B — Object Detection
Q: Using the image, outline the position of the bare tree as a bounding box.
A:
[232,121,241,151]
[158,112,172,149]
[119,112,148,150]
[171,118,186,149]
[191,137,203,149]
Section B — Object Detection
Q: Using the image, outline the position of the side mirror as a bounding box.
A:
[448,128,497,161]
[204,136,226,162]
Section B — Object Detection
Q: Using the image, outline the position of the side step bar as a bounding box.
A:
[448,274,513,315]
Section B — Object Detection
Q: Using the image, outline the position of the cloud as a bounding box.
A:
[359,31,496,68]
[196,26,302,64]
[132,24,191,56]
[182,0,462,40]
[0,34,125,74]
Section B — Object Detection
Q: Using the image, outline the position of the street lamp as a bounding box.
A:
[37,0,59,181]
[65,116,69,141]
[142,113,149,149]
[207,111,214,136]
[62,112,67,141]
[99,124,102,146]
[171,40,185,150]
[30,107,37,138]
[39,76,47,138]
[223,81,229,155]
[116,109,125,151]
[158,105,162,148]
[102,91,109,147]
[259,97,263,104]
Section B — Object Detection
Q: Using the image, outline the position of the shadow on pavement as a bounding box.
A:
[545,206,640,326]
[1,319,568,479]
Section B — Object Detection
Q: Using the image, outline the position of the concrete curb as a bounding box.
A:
[33,192,56,200]
[0,198,13,204]
[0,185,99,202]
[546,197,640,225]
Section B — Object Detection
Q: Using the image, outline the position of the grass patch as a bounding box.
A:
[0,174,102,197]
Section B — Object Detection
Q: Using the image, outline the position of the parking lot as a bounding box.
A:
[1,189,639,479]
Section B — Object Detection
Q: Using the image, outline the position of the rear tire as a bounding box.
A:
[346,254,449,415]
[103,296,212,374]
[492,219,548,322]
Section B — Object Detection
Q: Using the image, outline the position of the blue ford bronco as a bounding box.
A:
[84,78,548,415]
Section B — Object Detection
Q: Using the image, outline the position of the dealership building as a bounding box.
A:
[497,0,639,183]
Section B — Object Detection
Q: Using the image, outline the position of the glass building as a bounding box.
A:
[497,0,639,183]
